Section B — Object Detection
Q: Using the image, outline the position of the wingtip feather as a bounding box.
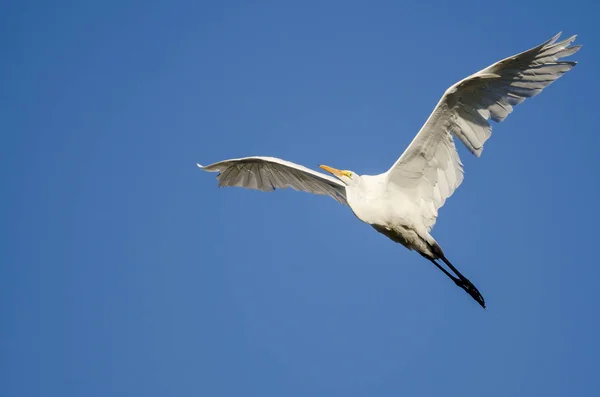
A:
[569,44,583,54]
[547,32,562,46]
[545,33,578,51]
[560,35,578,47]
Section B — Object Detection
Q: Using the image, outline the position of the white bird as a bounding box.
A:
[198,33,580,308]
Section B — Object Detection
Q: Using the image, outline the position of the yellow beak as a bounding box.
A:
[319,165,345,178]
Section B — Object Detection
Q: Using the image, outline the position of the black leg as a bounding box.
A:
[424,256,461,284]
[440,255,470,283]
[423,255,486,309]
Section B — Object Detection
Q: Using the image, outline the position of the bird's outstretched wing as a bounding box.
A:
[387,32,580,230]
[198,156,348,204]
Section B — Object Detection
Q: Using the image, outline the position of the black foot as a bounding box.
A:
[456,279,486,309]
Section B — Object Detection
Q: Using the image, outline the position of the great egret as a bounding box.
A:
[198,33,580,308]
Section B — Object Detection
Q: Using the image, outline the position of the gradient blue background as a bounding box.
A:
[2,1,599,396]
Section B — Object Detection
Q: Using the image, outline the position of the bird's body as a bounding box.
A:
[198,33,581,308]
[345,175,438,257]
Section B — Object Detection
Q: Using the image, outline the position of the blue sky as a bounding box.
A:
[2,1,600,396]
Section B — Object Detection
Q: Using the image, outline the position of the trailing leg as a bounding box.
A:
[421,254,486,309]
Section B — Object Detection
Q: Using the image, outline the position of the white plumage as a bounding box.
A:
[199,33,580,308]
[199,156,348,204]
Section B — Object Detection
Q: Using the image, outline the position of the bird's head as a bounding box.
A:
[319,165,358,186]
